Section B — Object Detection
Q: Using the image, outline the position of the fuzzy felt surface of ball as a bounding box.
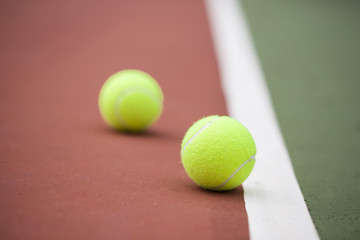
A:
[181,115,256,191]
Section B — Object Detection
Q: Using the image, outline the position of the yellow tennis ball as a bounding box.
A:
[98,69,163,132]
[181,115,256,191]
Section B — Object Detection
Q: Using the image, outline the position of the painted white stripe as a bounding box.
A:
[181,116,219,155]
[210,155,255,190]
[205,0,319,239]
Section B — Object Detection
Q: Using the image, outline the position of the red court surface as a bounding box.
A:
[0,1,249,239]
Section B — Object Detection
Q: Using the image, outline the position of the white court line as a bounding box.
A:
[205,0,319,239]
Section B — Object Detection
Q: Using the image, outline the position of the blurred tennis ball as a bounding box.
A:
[98,69,163,132]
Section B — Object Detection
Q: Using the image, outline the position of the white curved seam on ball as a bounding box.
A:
[210,155,256,190]
[115,96,128,128]
[181,116,220,155]
[114,86,162,126]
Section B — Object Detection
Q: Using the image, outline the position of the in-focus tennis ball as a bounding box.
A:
[181,115,256,191]
[98,69,163,132]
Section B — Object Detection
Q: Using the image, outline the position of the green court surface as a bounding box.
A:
[241,0,360,239]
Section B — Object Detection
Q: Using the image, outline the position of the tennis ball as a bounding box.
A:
[181,115,256,191]
[98,69,163,132]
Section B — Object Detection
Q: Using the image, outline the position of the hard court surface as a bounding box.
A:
[0,1,249,239]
